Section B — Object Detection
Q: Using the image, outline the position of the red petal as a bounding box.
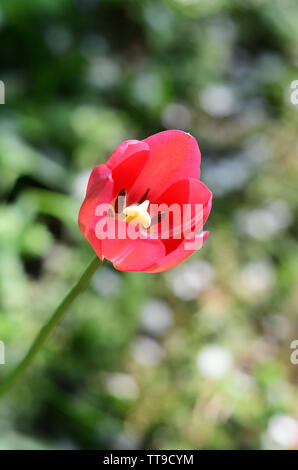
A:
[129,130,201,202]
[106,140,150,201]
[149,178,212,243]
[144,231,209,273]
[100,219,166,272]
[78,164,114,260]
[106,140,149,170]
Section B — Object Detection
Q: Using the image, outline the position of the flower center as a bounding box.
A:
[123,200,151,229]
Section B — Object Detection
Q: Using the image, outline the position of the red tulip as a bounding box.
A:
[78,130,212,272]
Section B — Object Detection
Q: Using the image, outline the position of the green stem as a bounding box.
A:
[0,255,102,398]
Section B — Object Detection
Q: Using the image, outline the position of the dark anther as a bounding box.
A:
[115,188,126,213]
[151,212,166,226]
[138,188,150,204]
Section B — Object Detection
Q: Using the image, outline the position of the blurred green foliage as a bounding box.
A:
[0,0,298,450]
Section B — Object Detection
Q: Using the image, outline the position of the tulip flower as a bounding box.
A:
[79,130,212,272]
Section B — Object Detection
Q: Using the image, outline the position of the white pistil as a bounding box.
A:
[123,200,151,229]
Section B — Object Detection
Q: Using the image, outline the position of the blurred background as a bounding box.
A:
[0,0,298,450]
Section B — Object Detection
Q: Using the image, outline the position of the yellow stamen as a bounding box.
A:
[123,200,151,229]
